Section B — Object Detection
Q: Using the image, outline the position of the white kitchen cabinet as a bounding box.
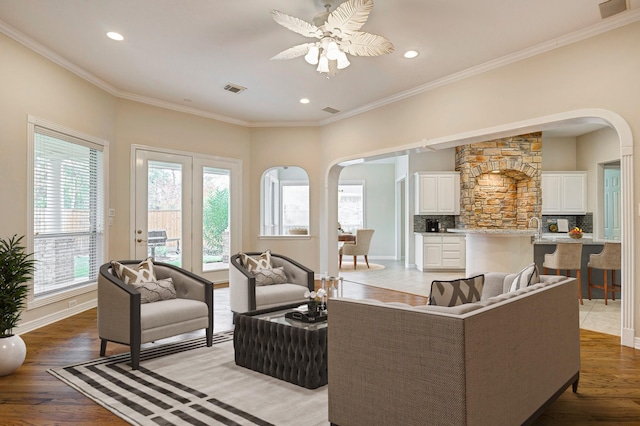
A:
[415,172,460,214]
[415,233,465,271]
[541,172,587,214]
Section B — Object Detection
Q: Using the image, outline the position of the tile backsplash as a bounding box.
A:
[414,215,456,232]
[542,213,593,233]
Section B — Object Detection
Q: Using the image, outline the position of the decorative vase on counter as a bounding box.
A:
[307,301,319,317]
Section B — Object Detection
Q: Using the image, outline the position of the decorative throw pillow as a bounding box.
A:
[254,267,288,286]
[110,258,156,285]
[130,277,177,304]
[428,275,485,307]
[509,263,540,292]
[240,250,272,273]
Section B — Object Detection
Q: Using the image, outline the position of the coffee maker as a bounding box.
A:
[426,219,440,232]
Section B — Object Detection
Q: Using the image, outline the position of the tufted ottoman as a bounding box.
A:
[233,304,328,389]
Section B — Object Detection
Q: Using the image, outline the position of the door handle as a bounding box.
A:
[136,238,147,243]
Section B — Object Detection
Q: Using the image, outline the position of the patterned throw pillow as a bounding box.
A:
[254,267,288,286]
[428,275,485,307]
[240,250,272,273]
[130,277,177,304]
[111,258,156,284]
[509,263,540,292]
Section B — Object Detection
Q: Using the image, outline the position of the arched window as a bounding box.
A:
[261,166,309,236]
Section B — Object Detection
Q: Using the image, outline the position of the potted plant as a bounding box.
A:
[0,235,36,376]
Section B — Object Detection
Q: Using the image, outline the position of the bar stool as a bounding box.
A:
[543,242,584,304]
[588,242,621,305]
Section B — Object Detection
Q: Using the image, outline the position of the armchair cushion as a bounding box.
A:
[240,250,272,272]
[130,277,177,303]
[111,258,156,284]
[254,267,288,286]
[428,274,484,307]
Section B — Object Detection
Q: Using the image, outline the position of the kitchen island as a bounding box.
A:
[447,228,537,274]
[534,234,616,300]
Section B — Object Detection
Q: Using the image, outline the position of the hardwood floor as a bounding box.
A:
[2,281,639,425]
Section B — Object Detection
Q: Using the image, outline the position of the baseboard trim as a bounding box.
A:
[16,299,97,335]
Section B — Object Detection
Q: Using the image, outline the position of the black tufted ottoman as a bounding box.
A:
[233,304,328,389]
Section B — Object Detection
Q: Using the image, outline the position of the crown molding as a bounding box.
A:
[319,9,640,126]
[3,9,640,129]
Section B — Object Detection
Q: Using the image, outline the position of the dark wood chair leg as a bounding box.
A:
[603,268,608,305]
[364,255,370,268]
[131,345,140,370]
[353,256,357,270]
[100,339,107,357]
[339,254,342,268]
[206,326,213,347]
[576,268,583,305]
[572,374,580,393]
[588,267,593,300]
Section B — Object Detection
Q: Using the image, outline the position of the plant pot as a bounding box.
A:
[0,334,27,376]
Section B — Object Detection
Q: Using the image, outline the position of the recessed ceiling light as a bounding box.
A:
[403,50,419,59]
[300,98,310,104]
[106,32,124,41]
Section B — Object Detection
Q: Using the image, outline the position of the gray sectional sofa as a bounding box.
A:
[328,273,580,426]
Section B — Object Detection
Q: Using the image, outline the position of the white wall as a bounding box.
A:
[339,163,396,258]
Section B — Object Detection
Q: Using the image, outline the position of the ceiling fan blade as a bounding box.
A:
[270,42,317,60]
[271,10,323,38]
[324,0,373,38]
[341,31,394,57]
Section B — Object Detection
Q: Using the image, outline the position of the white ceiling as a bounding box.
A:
[1,0,639,130]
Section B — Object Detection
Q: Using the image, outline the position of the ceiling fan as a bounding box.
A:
[270,0,394,76]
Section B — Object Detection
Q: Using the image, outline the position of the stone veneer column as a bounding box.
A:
[455,133,542,229]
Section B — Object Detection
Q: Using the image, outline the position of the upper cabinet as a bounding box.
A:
[541,172,587,215]
[415,172,460,214]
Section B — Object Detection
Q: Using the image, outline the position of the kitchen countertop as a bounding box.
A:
[446,228,536,236]
[534,233,617,245]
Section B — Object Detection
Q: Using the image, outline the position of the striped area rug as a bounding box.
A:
[48,331,328,426]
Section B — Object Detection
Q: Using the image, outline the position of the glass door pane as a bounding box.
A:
[202,167,230,271]
[147,160,183,266]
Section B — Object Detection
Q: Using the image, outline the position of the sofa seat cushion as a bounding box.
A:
[256,283,307,308]
[140,298,208,330]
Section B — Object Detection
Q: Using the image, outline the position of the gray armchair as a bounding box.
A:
[229,252,314,314]
[98,261,213,369]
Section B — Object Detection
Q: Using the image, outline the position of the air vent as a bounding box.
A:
[599,0,627,19]
[223,83,247,94]
[322,106,340,114]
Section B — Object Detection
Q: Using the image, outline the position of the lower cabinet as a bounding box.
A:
[415,234,466,271]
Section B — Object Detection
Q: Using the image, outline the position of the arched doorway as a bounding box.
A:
[322,108,634,347]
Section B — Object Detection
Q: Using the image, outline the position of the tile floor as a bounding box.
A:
[338,259,622,337]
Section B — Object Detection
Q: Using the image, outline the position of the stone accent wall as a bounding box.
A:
[455,133,542,229]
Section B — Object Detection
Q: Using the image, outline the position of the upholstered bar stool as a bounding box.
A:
[588,242,621,305]
[543,242,584,304]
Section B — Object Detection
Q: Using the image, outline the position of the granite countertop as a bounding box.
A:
[414,231,465,237]
[534,233,609,245]
[446,228,536,236]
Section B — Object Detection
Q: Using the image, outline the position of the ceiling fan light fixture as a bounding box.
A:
[317,54,330,73]
[305,45,320,65]
[336,50,350,70]
[326,40,340,61]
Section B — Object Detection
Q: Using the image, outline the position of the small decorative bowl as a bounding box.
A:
[569,233,583,239]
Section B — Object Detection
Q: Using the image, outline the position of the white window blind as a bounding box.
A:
[33,125,105,296]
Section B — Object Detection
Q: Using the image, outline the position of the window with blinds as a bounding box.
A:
[32,125,105,296]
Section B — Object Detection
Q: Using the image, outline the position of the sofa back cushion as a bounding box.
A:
[428,275,484,307]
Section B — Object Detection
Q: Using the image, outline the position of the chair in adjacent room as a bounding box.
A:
[339,228,375,269]
[98,260,213,370]
[543,242,584,304]
[588,242,621,305]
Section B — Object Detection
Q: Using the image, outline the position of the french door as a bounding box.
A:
[132,146,241,281]
[134,150,192,269]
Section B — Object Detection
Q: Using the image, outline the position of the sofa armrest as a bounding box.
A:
[229,254,257,312]
[97,264,140,346]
